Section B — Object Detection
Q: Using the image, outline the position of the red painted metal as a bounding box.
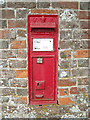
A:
[28,15,58,105]
[30,22,56,29]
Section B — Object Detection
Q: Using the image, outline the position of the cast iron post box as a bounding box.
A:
[28,15,58,104]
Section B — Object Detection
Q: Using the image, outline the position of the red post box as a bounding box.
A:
[28,15,58,104]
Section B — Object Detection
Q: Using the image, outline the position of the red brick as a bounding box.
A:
[10,40,26,49]
[8,20,26,28]
[10,79,27,87]
[73,50,89,58]
[17,97,27,104]
[16,10,27,18]
[0,30,2,39]
[58,79,76,86]
[70,87,87,94]
[17,50,26,58]
[2,10,15,19]
[60,50,71,58]
[0,29,16,39]
[37,2,50,8]
[16,70,28,78]
[17,30,26,37]
[70,87,79,94]
[9,60,26,68]
[58,97,74,105]
[31,9,58,14]
[78,78,88,85]
[80,21,89,29]
[81,30,90,39]
[58,88,69,96]
[52,2,78,9]
[7,2,36,9]
[78,11,89,19]
[12,96,27,104]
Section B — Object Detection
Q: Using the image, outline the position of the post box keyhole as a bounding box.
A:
[37,83,40,86]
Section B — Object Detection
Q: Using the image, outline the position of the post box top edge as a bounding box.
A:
[28,14,58,18]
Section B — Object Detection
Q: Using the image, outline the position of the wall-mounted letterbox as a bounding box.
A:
[28,15,58,104]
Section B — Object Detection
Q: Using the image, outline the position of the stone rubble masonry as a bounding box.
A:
[0,0,89,119]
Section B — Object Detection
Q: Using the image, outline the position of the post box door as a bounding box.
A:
[32,57,55,100]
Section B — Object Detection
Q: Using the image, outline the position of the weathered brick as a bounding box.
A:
[71,60,77,68]
[60,50,71,59]
[58,97,74,105]
[80,21,89,29]
[59,41,71,49]
[80,2,90,10]
[78,78,88,85]
[1,97,9,103]
[0,30,2,39]
[70,87,87,94]
[7,2,26,8]
[17,50,27,58]
[0,2,6,8]
[58,79,76,86]
[52,2,78,9]
[72,68,88,77]
[2,104,7,112]
[0,50,7,59]
[71,41,81,50]
[0,20,7,28]
[59,60,77,69]
[0,60,8,68]
[16,10,27,18]
[0,88,15,96]
[87,40,90,49]
[16,70,28,78]
[60,30,72,41]
[0,29,16,39]
[11,96,27,104]
[31,9,58,14]
[8,20,26,28]
[78,11,89,19]
[73,50,89,58]
[7,2,36,9]
[73,29,81,40]
[59,60,70,69]
[17,89,27,96]
[9,60,26,68]
[0,79,9,87]
[37,2,50,8]
[10,79,27,87]
[81,30,90,39]
[60,20,79,29]
[0,50,17,59]
[78,59,89,67]
[1,70,16,79]
[71,41,89,50]
[0,41,8,49]
[58,88,69,96]
[70,87,79,94]
[27,2,36,9]
[10,40,26,49]
[28,2,36,9]
[8,50,17,58]
[17,30,26,37]
[2,10,15,19]
[58,70,70,78]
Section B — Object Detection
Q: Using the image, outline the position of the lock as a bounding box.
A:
[37,58,43,64]
[28,15,58,105]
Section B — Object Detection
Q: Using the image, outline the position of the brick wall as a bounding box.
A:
[0,0,89,119]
